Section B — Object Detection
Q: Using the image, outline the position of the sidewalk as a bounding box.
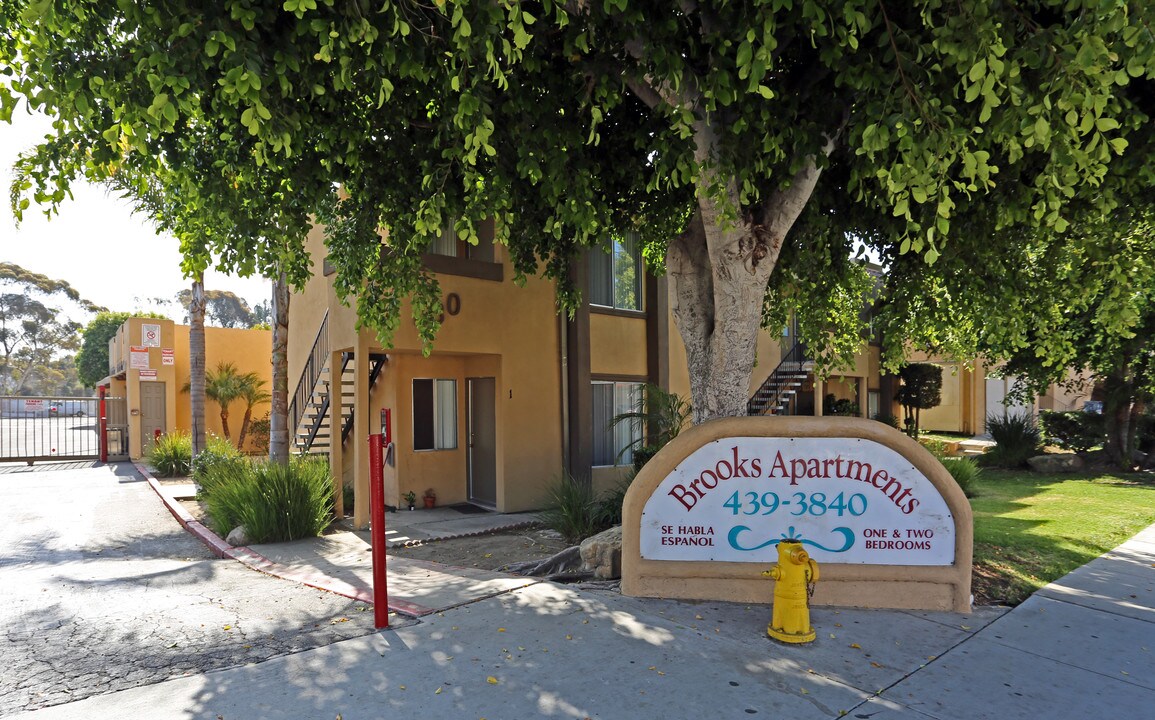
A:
[37,463,1149,719]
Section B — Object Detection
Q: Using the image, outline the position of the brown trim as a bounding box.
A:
[566,257,592,483]
[591,374,649,383]
[645,272,669,392]
[421,253,504,282]
[589,305,646,319]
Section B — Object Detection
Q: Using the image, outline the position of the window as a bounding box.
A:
[592,381,642,467]
[589,231,642,311]
[427,217,496,263]
[413,379,457,450]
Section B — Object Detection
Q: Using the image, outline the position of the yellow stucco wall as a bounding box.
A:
[294,231,565,518]
[109,317,271,459]
[173,325,273,451]
[589,312,648,378]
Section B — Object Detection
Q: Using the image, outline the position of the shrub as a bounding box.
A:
[540,474,609,545]
[873,413,901,429]
[146,431,191,477]
[247,412,271,455]
[593,472,636,528]
[610,384,691,466]
[940,456,981,498]
[632,445,660,472]
[983,411,1042,467]
[191,434,244,488]
[200,456,333,543]
[918,437,949,457]
[897,363,944,436]
[1039,410,1105,453]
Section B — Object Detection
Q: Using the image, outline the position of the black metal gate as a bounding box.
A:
[0,396,103,463]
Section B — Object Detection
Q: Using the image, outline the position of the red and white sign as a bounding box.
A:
[161,349,175,366]
[23,399,45,410]
[639,437,955,566]
[130,346,150,370]
[139,370,158,380]
[141,323,161,348]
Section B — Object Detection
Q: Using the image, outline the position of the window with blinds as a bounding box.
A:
[592,381,642,467]
[413,378,457,450]
[589,231,642,311]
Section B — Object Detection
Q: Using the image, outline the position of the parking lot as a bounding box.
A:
[0,415,100,461]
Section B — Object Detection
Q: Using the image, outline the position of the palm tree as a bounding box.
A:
[235,372,271,451]
[185,362,246,444]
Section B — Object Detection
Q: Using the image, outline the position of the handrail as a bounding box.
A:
[341,353,388,445]
[747,340,810,415]
[289,311,329,435]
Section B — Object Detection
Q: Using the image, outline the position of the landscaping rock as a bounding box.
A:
[1027,454,1084,473]
[580,525,623,580]
[225,525,249,546]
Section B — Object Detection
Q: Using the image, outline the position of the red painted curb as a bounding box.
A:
[134,461,426,616]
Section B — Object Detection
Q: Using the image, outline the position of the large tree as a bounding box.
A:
[75,311,131,388]
[999,210,1155,469]
[4,1,1153,426]
[0,262,102,394]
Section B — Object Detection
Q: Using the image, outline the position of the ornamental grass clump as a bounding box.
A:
[540,474,607,545]
[984,411,1043,468]
[200,456,332,543]
[146,431,192,477]
[190,434,243,490]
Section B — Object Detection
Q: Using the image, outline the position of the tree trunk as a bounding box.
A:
[668,121,830,423]
[237,408,253,451]
[189,276,207,460]
[269,271,290,464]
[1102,370,1136,471]
[220,409,232,444]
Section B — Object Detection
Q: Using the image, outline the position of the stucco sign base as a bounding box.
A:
[621,417,973,614]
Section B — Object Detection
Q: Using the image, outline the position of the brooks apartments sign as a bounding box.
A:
[622,417,973,613]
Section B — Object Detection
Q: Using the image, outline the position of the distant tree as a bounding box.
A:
[0,262,102,394]
[177,289,260,328]
[75,311,130,387]
[897,364,943,438]
[251,300,272,326]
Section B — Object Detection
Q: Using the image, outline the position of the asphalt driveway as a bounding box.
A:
[0,462,382,715]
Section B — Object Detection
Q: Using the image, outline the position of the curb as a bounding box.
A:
[135,461,430,617]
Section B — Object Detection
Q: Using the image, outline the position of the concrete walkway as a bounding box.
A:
[17,463,1151,719]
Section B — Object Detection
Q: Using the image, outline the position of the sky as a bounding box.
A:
[0,105,272,320]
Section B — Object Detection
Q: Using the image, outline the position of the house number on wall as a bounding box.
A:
[445,293,461,316]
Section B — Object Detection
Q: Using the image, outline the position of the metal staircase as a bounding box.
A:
[747,341,813,416]
[289,313,388,454]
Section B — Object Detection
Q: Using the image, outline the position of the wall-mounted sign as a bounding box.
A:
[622,417,973,613]
[640,437,955,566]
[130,346,150,370]
[161,349,175,366]
[139,370,158,380]
[141,323,161,348]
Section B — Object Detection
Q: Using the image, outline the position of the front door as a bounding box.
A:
[139,381,167,455]
[467,377,497,508]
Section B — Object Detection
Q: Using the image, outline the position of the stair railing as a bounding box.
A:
[289,311,329,436]
[747,340,810,415]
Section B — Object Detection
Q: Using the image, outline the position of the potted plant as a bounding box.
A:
[403,490,417,511]
[423,488,437,509]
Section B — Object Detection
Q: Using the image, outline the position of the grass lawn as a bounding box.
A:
[970,469,1155,605]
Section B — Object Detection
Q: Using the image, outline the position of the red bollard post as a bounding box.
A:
[368,433,390,629]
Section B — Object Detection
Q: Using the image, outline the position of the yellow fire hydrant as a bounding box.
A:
[761,540,819,644]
